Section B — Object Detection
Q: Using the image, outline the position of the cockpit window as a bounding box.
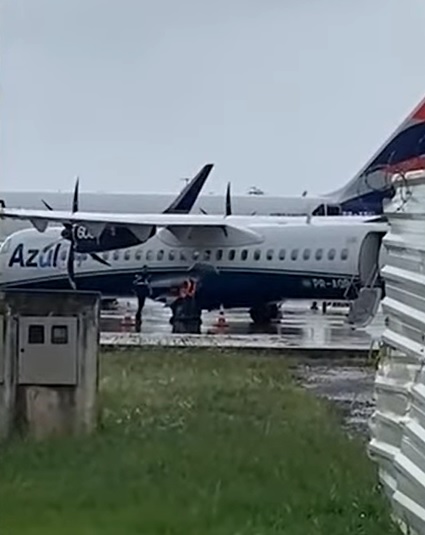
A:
[0,237,11,254]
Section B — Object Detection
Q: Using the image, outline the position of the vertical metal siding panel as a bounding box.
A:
[369,176,425,535]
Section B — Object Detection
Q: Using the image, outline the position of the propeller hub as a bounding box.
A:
[61,227,72,240]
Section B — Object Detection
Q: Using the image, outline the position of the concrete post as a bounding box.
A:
[0,289,100,441]
[0,308,17,440]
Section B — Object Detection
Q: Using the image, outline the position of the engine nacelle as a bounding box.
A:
[73,224,156,253]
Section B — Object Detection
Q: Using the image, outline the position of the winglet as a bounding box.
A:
[163,164,214,214]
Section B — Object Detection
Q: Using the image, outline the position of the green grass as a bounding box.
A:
[0,349,398,534]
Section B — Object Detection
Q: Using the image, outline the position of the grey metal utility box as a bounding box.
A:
[0,289,100,440]
[18,316,79,385]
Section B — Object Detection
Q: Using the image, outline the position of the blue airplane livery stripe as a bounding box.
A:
[1,266,361,309]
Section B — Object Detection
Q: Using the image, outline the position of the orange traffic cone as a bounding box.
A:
[213,307,228,333]
[120,313,135,332]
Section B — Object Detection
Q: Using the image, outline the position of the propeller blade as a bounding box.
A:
[225,182,232,216]
[42,199,54,211]
[42,198,73,238]
[89,252,110,266]
[67,244,76,290]
[72,177,80,213]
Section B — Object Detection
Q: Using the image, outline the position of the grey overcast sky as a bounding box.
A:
[1,0,425,195]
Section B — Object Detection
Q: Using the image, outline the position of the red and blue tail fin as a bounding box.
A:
[326,96,425,213]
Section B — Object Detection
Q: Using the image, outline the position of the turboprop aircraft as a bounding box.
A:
[0,186,388,325]
[2,93,425,246]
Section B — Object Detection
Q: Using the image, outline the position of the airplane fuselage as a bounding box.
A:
[0,220,388,310]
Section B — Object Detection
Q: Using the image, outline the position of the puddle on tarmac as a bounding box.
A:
[294,363,375,439]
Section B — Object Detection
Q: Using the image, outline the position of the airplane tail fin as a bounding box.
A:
[325,96,425,212]
[163,164,214,214]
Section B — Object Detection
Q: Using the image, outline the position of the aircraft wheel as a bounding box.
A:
[249,303,280,325]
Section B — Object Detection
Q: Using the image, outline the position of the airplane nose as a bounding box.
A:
[0,236,11,284]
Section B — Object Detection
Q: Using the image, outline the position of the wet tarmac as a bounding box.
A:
[294,363,375,439]
[101,299,382,437]
[101,298,385,349]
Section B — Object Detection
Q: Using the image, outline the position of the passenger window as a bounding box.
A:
[168,250,175,261]
[279,249,286,261]
[28,325,44,344]
[228,249,236,261]
[303,249,311,261]
[315,248,323,261]
[113,250,120,261]
[254,249,261,261]
[291,249,299,261]
[102,251,110,261]
[60,250,67,262]
[51,325,68,345]
[180,250,187,261]
[124,250,131,261]
[204,250,211,261]
[241,249,248,261]
[266,249,274,261]
[135,249,142,261]
[328,248,336,261]
[193,250,200,261]
[216,249,223,261]
[146,250,153,261]
[341,248,349,261]
[157,250,164,261]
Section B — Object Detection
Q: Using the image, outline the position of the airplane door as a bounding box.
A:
[358,232,384,286]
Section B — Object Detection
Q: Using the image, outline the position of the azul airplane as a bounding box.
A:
[0,203,388,323]
[3,93,424,324]
[1,94,425,246]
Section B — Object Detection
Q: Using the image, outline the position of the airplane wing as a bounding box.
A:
[0,207,263,246]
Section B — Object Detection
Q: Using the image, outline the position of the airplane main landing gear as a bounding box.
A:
[249,303,280,325]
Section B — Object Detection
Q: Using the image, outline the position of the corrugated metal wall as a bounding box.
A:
[369,174,425,535]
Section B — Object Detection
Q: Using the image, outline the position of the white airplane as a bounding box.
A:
[0,198,388,323]
[2,93,425,243]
